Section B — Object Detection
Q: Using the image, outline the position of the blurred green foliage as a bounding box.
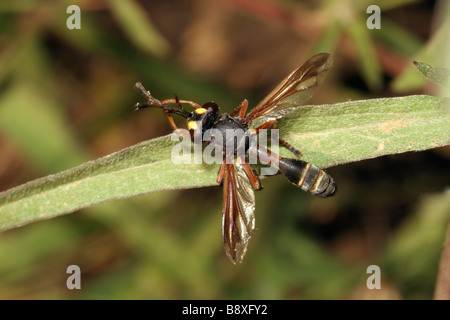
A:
[0,0,448,300]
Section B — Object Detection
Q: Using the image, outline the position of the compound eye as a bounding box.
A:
[201,102,220,125]
[202,102,219,113]
[199,102,219,132]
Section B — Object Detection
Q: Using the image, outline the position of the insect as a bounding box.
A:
[135,53,336,264]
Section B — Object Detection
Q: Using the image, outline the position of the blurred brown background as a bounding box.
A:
[0,0,448,299]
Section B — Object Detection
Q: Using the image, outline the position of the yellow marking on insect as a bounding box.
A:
[311,170,325,193]
[195,108,207,115]
[297,163,311,188]
[188,121,198,130]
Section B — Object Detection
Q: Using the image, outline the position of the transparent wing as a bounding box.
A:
[245,53,332,124]
[222,162,256,264]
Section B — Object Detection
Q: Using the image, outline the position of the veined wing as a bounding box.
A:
[245,53,332,124]
[222,162,256,264]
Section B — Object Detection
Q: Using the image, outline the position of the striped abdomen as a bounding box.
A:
[278,157,336,197]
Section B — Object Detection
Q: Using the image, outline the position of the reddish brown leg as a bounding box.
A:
[216,163,226,185]
[253,119,277,131]
[160,98,202,109]
[238,99,248,119]
[163,110,179,131]
[231,99,248,119]
[241,159,262,190]
[279,138,302,158]
[139,102,201,131]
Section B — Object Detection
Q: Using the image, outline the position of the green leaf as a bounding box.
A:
[0,135,218,231]
[0,95,448,231]
[271,95,450,167]
[413,61,450,88]
[392,13,450,93]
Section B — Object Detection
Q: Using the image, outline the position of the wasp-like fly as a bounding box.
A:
[135,53,336,264]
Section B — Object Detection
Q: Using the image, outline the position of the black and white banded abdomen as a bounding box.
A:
[278,157,336,197]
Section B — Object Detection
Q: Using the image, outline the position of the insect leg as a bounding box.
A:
[279,138,302,158]
[253,120,302,158]
[160,98,202,109]
[241,159,262,190]
[253,119,277,131]
[230,99,248,119]
[217,163,226,185]
[163,109,179,131]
